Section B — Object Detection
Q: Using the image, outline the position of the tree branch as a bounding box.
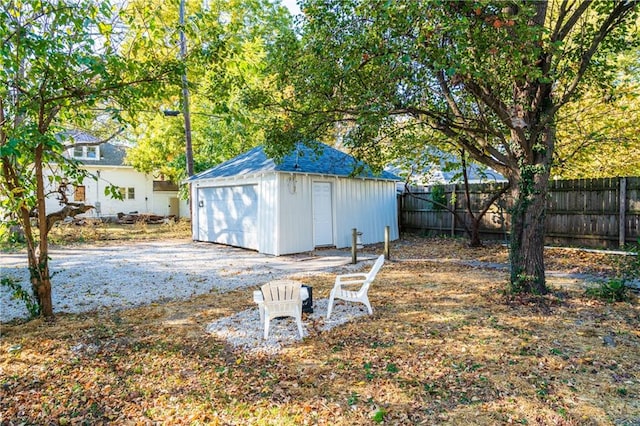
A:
[62,128,125,148]
[552,1,592,43]
[44,203,94,234]
[550,1,639,117]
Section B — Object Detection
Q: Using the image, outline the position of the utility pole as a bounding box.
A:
[179,0,194,177]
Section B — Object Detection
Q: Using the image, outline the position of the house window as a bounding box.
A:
[71,145,100,160]
[74,185,86,202]
[86,146,97,159]
[119,187,135,200]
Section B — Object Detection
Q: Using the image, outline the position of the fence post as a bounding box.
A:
[384,225,390,260]
[352,228,358,264]
[619,177,627,248]
[450,184,456,237]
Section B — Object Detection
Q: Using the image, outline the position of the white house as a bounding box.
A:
[45,131,189,219]
[189,142,400,255]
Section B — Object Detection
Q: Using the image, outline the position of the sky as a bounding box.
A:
[281,0,301,16]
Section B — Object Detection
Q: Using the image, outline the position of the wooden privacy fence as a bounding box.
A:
[400,177,640,249]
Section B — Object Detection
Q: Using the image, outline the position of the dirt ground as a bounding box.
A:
[1,231,639,425]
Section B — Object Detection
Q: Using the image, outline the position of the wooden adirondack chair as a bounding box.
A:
[260,280,304,339]
[327,254,385,319]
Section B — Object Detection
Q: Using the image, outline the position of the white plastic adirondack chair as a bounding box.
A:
[327,254,385,319]
[260,280,304,339]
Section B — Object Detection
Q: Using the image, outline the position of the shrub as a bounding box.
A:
[586,278,631,303]
[620,239,640,279]
[430,184,447,210]
[0,222,26,248]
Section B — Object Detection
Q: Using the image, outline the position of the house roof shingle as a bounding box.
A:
[189,143,400,181]
[83,142,127,166]
[61,130,127,166]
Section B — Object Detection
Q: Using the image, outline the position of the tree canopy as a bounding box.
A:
[554,48,640,179]
[266,0,639,293]
[125,0,294,184]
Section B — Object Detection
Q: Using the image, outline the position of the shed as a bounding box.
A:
[188,142,400,255]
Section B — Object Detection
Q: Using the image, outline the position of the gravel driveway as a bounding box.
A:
[1,239,361,323]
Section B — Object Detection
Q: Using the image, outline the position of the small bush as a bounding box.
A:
[0,222,26,249]
[586,278,631,303]
[430,184,447,210]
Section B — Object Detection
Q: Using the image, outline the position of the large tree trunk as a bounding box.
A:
[508,123,554,295]
[508,178,548,294]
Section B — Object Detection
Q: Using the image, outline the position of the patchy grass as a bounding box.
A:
[1,235,639,425]
[1,218,193,251]
[46,219,192,246]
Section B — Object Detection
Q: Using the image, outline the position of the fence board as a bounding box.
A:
[401,177,640,249]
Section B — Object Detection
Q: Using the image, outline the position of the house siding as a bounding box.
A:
[44,165,188,219]
[44,166,149,217]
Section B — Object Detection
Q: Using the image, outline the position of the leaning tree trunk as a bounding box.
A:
[33,143,54,317]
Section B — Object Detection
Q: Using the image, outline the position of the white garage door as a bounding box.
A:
[197,185,259,250]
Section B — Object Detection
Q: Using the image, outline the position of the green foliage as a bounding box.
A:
[0,221,25,248]
[0,0,182,317]
[510,272,545,295]
[620,240,640,279]
[1,277,40,319]
[430,184,447,211]
[586,241,640,303]
[553,47,640,179]
[586,278,631,303]
[346,392,358,406]
[125,0,295,182]
[371,408,386,423]
[363,361,375,381]
[385,363,399,373]
[586,239,639,303]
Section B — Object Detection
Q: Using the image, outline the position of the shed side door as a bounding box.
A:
[312,181,334,247]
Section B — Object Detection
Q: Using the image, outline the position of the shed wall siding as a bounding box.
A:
[276,174,315,255]
[258,174,279,255]
[333,178,399,248]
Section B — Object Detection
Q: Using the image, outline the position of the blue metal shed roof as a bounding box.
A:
[189,143,400,181]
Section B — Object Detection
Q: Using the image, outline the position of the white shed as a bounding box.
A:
[188,142,400,255]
